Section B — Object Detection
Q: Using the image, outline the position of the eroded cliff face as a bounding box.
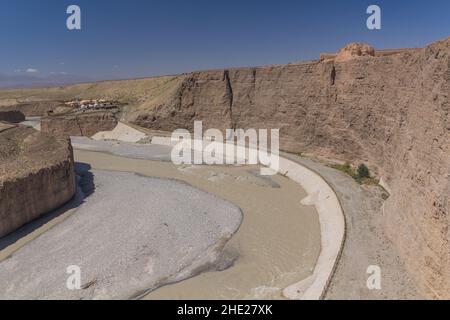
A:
[125,38,450,298]
[10,101,65,117]
[41,110,119,137]
[0,124,76,238]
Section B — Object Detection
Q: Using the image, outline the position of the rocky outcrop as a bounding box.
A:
[0,110,25,123]
[16,101,66,117]
[41,110,119,137]
[335,43,375,62]
[321,47,420,61]
[0,124,76,238]
[124,38,450,298]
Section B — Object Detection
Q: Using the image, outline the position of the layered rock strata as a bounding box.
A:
[0,124,76,238]
[41,110,119,137]
[125,38,450,298]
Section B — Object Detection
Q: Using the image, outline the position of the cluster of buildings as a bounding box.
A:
[65,99,117,110]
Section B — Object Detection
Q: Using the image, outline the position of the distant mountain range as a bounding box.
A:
[0,73,93,89]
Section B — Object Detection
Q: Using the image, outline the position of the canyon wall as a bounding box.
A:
[41,110,119,137]
[0,101,67,117]
[125,38,450,298]
[0,124,76,238]
[12,101,65,117]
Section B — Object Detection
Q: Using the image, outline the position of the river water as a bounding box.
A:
[75,150,321,299]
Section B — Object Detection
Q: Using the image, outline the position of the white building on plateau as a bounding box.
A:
[66,99,116,110]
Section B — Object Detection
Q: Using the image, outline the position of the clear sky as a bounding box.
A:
[1,0,449,83]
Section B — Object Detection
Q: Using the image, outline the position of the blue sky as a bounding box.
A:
[0,0,449,83]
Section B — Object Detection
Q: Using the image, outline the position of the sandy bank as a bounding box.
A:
[92,122,147,143]
[71,136,172,161]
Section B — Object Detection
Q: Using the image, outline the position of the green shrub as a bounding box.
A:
[332,162,354,176]
[331,162,378,185]
[356,164,370,180]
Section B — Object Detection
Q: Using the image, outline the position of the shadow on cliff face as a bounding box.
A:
[75,162,96,197]
[0,162,96,251]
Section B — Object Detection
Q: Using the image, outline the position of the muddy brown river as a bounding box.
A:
[75,150,321,299]
[0,146,321,299]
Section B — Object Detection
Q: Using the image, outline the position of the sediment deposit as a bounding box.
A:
[0,124,76,238]
[0,168,243,300]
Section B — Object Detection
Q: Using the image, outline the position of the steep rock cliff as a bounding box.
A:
[0,124,76,238]
[125,38,450,298]
[41,109,119,137]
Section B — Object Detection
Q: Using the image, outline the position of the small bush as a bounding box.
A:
[356,164,370,180]
[331,162,378,185]
[332,162,354,176]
